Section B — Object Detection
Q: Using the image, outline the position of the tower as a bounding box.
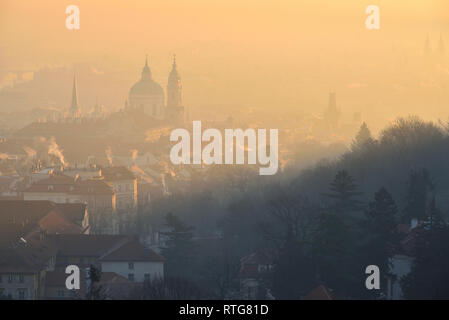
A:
[166,54,185,124]
[324,92,340,131]
[69,74,81,119]
[141,54,151,81]
[167,54,183,108]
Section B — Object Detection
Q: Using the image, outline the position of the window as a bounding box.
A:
[144,274,150,282]
[8,275,13,283]
[19,274,24,283]
[17,288,27,300]
[57,290,65,298]
[128,262,134,270]
[258,265,268,272]
[128,274,134,282]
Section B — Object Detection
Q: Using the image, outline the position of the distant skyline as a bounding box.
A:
[1,0,449,132]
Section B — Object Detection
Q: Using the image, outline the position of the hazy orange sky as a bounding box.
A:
[1,0,447,63]
[1,0,448,130]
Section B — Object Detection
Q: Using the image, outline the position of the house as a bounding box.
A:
[0,248,46,300]
[48,234,164,283]
[386,220,425,300]
[0,200,88,247]
[238,248,277,300]
[63,166,102,181]
[44,270,138,300]
[44,270,86,300]
[22,174,117,234]
[54,203,89,230]
[101,167,137,212]
[48,234,129,271]
[91,272,140,300]
[0,237,57,300]
[99,237,164,282]
[23,174,79,203]
[23,174,116,215]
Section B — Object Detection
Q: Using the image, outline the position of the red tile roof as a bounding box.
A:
[38,211,83,234]
[48,234,129,257]
[99,238,164,262]
[54,203,86,224]
[304,285,335,300]
[0,200,85,247]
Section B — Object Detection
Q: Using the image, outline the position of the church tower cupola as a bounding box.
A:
[167,54,183,108]
[141,55,152,81]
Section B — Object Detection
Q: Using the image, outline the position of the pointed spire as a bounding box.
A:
[68,73,81,119]
[169,54,180,80]
[71,74,79,110]
[141,55,151,80]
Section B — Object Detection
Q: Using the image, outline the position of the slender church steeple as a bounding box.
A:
[324,92,340,131]
[69,74,81,119]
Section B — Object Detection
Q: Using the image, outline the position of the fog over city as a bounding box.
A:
[0,0,448,302]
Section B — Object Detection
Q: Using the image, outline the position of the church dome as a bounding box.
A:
[130,79,164,96]
[129,56,164,96]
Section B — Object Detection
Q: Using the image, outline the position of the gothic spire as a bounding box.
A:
[71,74,79,110]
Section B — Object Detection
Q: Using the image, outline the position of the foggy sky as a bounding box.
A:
[0,0,448,132]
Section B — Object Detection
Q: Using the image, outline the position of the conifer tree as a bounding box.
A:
[160,212,195,279]
[403,169,434,222]
[323,170,362,215]
[351,122,375,152]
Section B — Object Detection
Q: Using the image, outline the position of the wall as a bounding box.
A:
[100,261,164,282]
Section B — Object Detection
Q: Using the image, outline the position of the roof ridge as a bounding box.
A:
[98,236,132,260]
